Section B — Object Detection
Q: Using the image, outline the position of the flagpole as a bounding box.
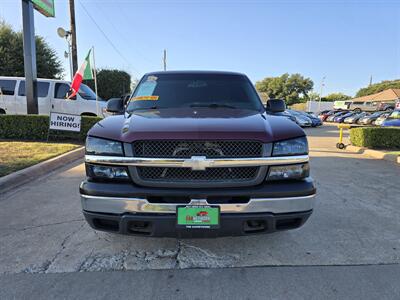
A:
[92,46,99,116]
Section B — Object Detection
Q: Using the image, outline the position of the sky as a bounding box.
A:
[1,0,399,96]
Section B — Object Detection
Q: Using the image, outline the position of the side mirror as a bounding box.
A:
[106,98,124,114]
[266,99,286,113]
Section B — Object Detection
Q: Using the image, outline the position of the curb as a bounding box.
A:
[346,145,399,164]
[0,147,85,194]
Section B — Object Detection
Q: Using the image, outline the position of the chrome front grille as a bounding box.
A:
[130,140,265,188]
[132,140,263,158]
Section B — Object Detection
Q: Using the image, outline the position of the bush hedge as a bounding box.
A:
[350,127,400,149]
[0,115,101,142]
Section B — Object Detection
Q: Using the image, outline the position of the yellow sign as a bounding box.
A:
[132,96,159,101]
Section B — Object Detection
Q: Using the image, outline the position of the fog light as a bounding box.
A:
[267,164,309,181]
[90,165,129,179]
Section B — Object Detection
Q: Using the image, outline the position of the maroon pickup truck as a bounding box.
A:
[80,71,316,237]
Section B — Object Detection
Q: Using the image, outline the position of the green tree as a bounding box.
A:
[355,79,400,97]
[84,69,131,100]
[307,91,320,101]
[323,93,351,102]
[0,21,63,78]
[255,73,314,105]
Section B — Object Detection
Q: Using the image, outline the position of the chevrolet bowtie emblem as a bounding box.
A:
[183,156,214,171]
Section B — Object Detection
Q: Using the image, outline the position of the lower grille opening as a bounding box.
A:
[137,167,259,182]
[243,220,267,233]
[276,218,302,230]
[127,221,152,235]
[93,218,119,232]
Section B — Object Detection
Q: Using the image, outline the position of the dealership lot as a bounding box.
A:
[0,124,399,277]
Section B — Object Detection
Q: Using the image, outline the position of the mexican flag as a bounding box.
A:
[68,50,93,99]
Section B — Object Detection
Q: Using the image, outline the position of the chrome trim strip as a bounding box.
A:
[85,154,309,169]
[81,194,316,215]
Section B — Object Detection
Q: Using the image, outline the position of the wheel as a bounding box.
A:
[354,108,361,113]
[0,109,5,115]
[336,143,346,149]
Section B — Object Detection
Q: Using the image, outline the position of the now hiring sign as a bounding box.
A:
[50,113,81,132]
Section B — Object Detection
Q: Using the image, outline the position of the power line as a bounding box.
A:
[96,5,159,69]
[78,0,141,77]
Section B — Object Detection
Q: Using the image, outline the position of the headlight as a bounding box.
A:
[267,163,309,181]
[87,164,129,180]
[86,136,123,156]
[273,137,308,156]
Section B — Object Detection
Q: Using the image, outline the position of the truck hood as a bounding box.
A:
[89,108,305,143]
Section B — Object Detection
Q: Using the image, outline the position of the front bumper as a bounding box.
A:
[80,178,316,237]
[83,210,313,238]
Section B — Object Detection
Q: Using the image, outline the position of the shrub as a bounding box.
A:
[0,115,101,142]
[350,127,400,149]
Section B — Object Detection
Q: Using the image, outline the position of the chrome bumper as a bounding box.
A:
[81,194,316,215]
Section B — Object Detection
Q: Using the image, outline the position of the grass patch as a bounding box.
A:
[386,151,400,156]
[0,141,80,177]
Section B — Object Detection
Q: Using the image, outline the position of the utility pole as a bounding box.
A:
[369,75,373,86]
[69,0,78,75]
[21,0,38,114]
[163,49,167,71]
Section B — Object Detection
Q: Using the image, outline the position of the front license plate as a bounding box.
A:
[177,205,220,229]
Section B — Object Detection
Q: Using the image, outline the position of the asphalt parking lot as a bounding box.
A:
[1,124,399,299]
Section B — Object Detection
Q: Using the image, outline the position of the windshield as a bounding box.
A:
[78,84,99,100]
[127,73,263,112]
[388,110,400,119]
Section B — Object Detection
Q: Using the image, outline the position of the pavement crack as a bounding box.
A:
[0,219,85,237]
[43,223,85,273]
[174,240,183,269]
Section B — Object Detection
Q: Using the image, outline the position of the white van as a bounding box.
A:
[0,77,106,117]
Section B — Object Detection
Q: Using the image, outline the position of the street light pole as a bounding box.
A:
[318,76,326,112]
[21,0,38,114]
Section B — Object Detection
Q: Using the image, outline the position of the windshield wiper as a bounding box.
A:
[189,103,237,109]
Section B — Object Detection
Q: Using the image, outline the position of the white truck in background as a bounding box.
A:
[0,76,106,117]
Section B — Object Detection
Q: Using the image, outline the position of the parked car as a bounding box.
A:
[0,76,106,117]
[318,110,334,122]
[377,101,395,111]
[344,112,368,124]
[333,111,356,123]
[326,111,349,122]
[374,112,392,126]
[301,111,322,126]
[381,110,400,127]
[270,110,297,124]
[348,101,379,112]
[396,100,400,110]
[81,71,316,237]
[358,111,387,125]
[286,110,312,127]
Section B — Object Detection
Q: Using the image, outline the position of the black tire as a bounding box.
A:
[336,143,346,149]
[353,108,361,113]
[0,109,5,115]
